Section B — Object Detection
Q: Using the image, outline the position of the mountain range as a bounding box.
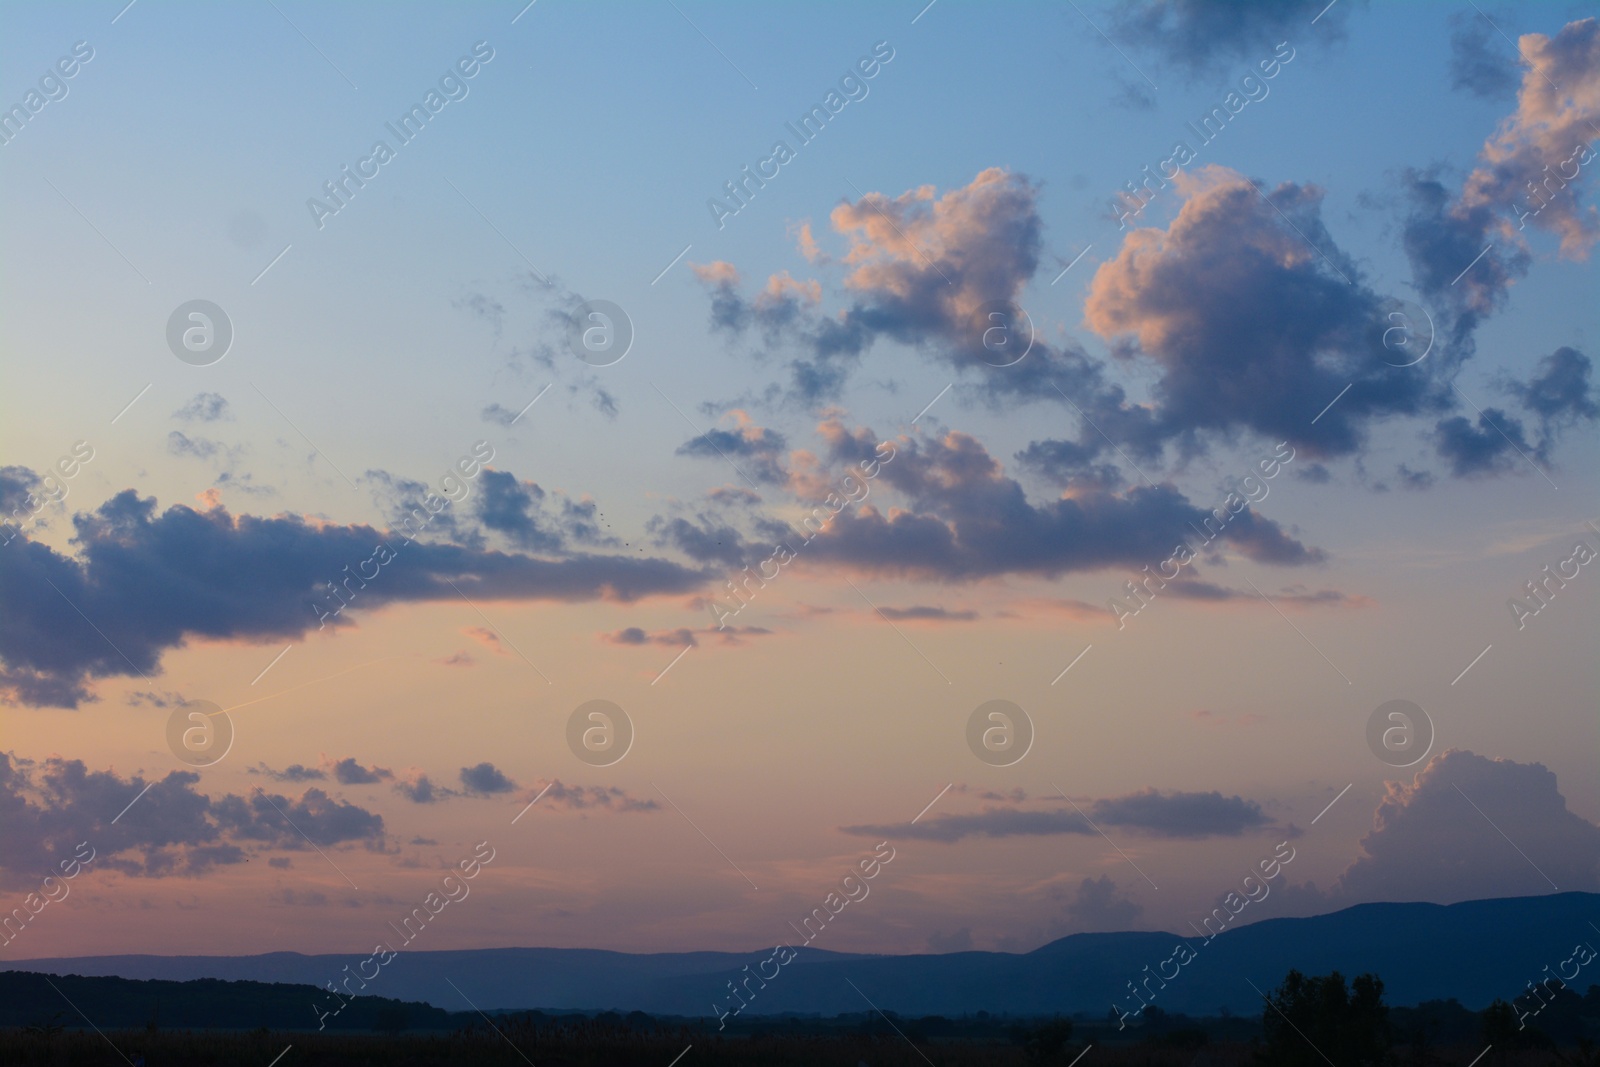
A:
[7,892,1595,1019]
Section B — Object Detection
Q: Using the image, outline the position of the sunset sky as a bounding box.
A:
[2,0,1596,964]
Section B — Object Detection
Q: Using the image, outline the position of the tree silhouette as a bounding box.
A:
[1258,969,1391,1067]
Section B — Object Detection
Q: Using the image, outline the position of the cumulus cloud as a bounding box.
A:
[843,788,1271,842]
[1085,167,1445,458]
[0,753,384,887]
[1334,749,1600,903]
[459,762,517,795]
[1508,346,1600,441]
[1061,875,1144,932]
[331,757,392,785]
[1403,19,1600,354]
[0,483,705,707]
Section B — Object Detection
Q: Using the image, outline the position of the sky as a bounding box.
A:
[1,0,1597,964]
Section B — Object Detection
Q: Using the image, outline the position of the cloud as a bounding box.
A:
[1112,0,1344,78]
[1402,19,1600,348]
[248,762,326,782]
[437,651,475,667]
[0,753,385,887]
[462,626,508,655]
[1334,749,1600,903]
[1085,167,1442,458]
[331,758,392,785]
[393,772,453,805]
[843,788,1271,842]
[675,412,789,485]
[875,605,979,622]
[459,762,517,795]
[926,927,973,952]
[0,483,705,707]
[1432,408,1536,476]
[527,780,660,814]
[599,625,772,648]
[1061,875,1144,932]
[1449,13,1521,99]
[798,425,1325,582]
[173,393,230,423]
[1508,346,1599,441]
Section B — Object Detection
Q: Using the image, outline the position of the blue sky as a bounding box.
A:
[1,0,1597,960]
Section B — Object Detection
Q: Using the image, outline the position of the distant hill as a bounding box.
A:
[0,971,454,1031]
[7,892,1597,1018]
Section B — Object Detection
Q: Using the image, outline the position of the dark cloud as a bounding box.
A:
[1509,346,1599,438]
[1448,13,1521,100]
[0,484,705,707]
[459,762,517,795]
[531,780,660,813]
[248,762,326,782]
[1334,750,1600,903]
[0,753,384,887]
[394,772,452,804]
[331,758,392,785]
[1432,408,1536,476]
[1112,0,1345,78]
[173,393,230,423]
[843,789,1270,842]
[600,624,771,648]
[876,605,979,622]
[675,415,789,485]
[800,425,1325,581]
[474,470,564,552]
[1061,875,1144,932]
